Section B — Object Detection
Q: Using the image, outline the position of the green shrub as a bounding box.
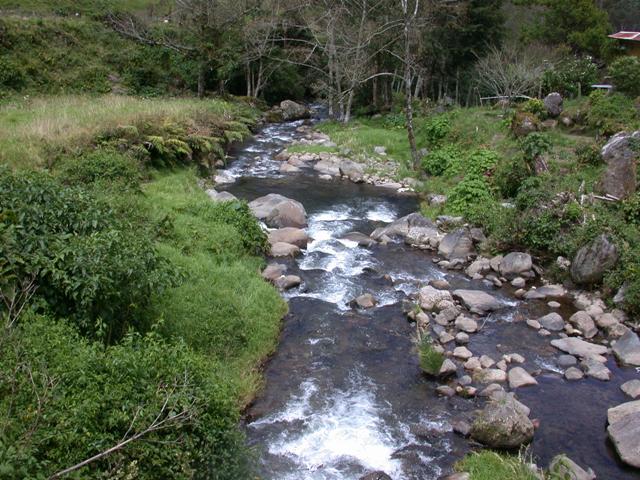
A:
[466,149,500,177]
[521,98,546,118]
[0,168,172,341]
[418,336,444,376]
[623,193,640,225]
[422,146,461,176]
[421,115,451,147]
[56,150,143,190]
[575,142,602,166]
[494,157,531,198]
[586,90,639,136]
[448,176,495,216]
[520,133,552,171]
[609,56,640,97]
[542,55,598,98]
[0,314,253,480]
[383,112,406,130]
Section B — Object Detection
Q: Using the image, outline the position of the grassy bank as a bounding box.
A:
[0,94,286,478]
[315,94,640,317]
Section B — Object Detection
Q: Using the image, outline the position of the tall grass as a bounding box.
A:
[0,95,244,168]
[457,451,540,480]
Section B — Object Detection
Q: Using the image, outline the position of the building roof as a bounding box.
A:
[609,31,640,41]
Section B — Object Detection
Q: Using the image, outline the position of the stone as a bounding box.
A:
[568,311,598,339]
[428,194,447,206]
[371,212,442,248]
[434,307,460,325]
[436,385,456,397]
[526,319,541,330]
[278,100,311,121]
[538,312,565,332]
[474,368,507,384]
[609,400,640,424]
[455,316,478,333]
[548,301,561,309]
[586,304,604,318]
[439,359,458,377]
[339,160,365,183]
[557,354,577,368]
[419,286,454,312]
[452,290,502,314]
[551,337,607,358]
[314,159,341,176]
[430,279,451,290]
[490,255,503,272]
[510,353,525,364]
[570,234,619,285]
[270,242,301,257]
[470,393,534,448]
[249,193,307,228]
[359,472,392,480]
[548,455,595,480]
[268,227,309,248]
[511,277,526,288]
[564,367,584,380]
[262,263,286,282]
[538,329,551,337]
[608,411,640,468]
[600,130,639,200]
[274,275,301,290]
[466,257,491,277]
[206,189,238,202]
[439,332,455,344]
[455,332,469,345]
[612,330,640,366]
[496,360,508,371]
[606,322,630,339]
[544,92,564,117]
[280,163,301,173]
[500,252,533,279]
[508,367,538,389]
[581,357,611,381]
[341,232,377,247]
[512,111,539,137]
[442,474,470,480]
[352,293,377,309]
[453,346,473,360]
[470,228,486,243]
[523,284,567,300]
[438,228,474,260]
[596,313,619,328]
[464,357,482,371]
[479,383,504,398]
[541,119,558,130]
[452,419,471,437]
[214,170,236,185]
[480,355,495,369]
[621,380,640,399]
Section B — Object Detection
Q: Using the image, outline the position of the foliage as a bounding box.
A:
[542,55,598,97]
[521,98,546,118]
[520,133,552,170]
[56,149,143,190]
[456,451,539,480]
[422,146,461,176]
[418,336,444,376]
[447,176,495,215]
[0,314,253,480]
[575,142,602,166]
[420,115,452,147]
[586,90,639,136]
[0,168,172,341]
[609,56,640,97]
[383,112,407,130]
[494,156,531,198]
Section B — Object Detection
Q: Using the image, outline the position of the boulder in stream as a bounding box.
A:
[499,252,532,279]
[550,337,607,358]
[268,227,309,248]
[470,392,534,448]
[612,330,640,366]
[438,228,475,260]
[607,400,640,468]
[453,289,502,314]
[249,193,307,228]
[548,455,595,480]
[570,234,619,285]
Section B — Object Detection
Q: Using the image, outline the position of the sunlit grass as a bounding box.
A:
[456,451,540,480]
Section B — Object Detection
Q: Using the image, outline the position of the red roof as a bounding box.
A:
[609,31,640,41]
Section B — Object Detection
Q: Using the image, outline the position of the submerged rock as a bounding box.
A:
[270,242,301,257]
[351,293,377,309]
[274,275,301,290]
[371,212,442,248]
[621,379,640,399]
[419,286,454,311]
[508,367,538,389]
[267,227,309,248]
[538,312,565,332]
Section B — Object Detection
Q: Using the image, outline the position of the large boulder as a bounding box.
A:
[267,227,309,248]
[419,285,454,311]
[279,100,311,121]
[339,160,365,183]
[270,242,301,257]
[470,392,534,448]
[508,367,538,389]
[544,92,564,118]
[537,312,565,332]
[249,194,307,228]
[371,212,442,248]
[499,252,532,279]
[607,401,640,468]
[453,289,502,314]
[600,130,639,200]
[570,234,619,285]
[550,337,607,358]
[438,228,475,259]
[612,330,640,367]
[511,111,539,137]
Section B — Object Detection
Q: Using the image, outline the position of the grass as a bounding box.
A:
[456,451,540,480]
[142,170,288,406]
[0,95,248,168]
[286,144,339,154]
[0,0,168,14]
[418,336,444,376]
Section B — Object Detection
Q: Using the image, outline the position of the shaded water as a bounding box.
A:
[222,111,640,479]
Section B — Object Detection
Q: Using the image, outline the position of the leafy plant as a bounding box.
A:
[542,55,598,98]
[609,56,640,97]
[421,115,452,147]
[448,176,495,215]
[418,336,444,376]
[56,149,143,190]
[586,90,639,136]
[575,142,602,166]
[521,98,546,118]
[494,156,531,198]
[520,133,552,171]
[422,146,461,176]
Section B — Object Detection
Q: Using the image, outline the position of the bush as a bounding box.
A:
[421,115,451,147]
[609,56,640,97]
[521,98,546,118]
[422,146,461,176]
[418,336,444,376]
[575,142,602,166]
[542,55,598,98]
[0,314,253,480]
[56,149,143,190]
[448,176,495,216]
[447,149,499,178]
[586,90,639,136]
[0,168,172,341]
[494,157,531,198]
[520,133,552,168]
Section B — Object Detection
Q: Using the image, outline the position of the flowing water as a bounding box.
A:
[222,110,640,480]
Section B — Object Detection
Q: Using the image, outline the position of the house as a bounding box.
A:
[608,32,640,57]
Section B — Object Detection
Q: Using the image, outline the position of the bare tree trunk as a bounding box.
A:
[344,89,354,123]
[197,62,206,98]
[402,0,419,170]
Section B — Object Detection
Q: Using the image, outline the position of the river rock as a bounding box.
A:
[568,311,598,339]
[439,359,458,377]
[314,159,341,176]
[455,332,469,345]
[565,367,584,380]
[206,189,238,202]
[371,212,442,248]
[570,234,619,285]
[470,392,534,448]
[279,100,311,121]
[270,242,301,258]
[359,472,392,480]
[544,92,564,117]
[274,275,301,290]
[249,193,307,228]
[538,312,565,332]
[480,355,495,369]
[455,316,478,333]
[622,380,640,399]
[523,284,567,300]
[548,455,595,480]
[558,354,577,368]
[280,163,300,173]
[464,357,482,371]
[453,346,473,360]
[474,368,507,384]
[499,252,532,279]
[612,330,640,366]
[436,385,456,397]
[453,290,501,314]
[339,160,365,182]
[438,228,475,260]
[341,232,377,247]
[262,263,286,282]
[600,130,639,200]
[442,473,470,480]
[508,367,538,389]
[268,227,309,248]
[526,319,541,330]
[466,257,491,277]
[607,401,640,468]
[419,286,454,311]
[551,337,607,358]
[581,357,611,381]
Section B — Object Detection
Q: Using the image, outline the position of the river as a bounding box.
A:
[221,108,640,480]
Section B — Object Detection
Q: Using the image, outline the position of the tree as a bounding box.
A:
[401,0,421,169]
